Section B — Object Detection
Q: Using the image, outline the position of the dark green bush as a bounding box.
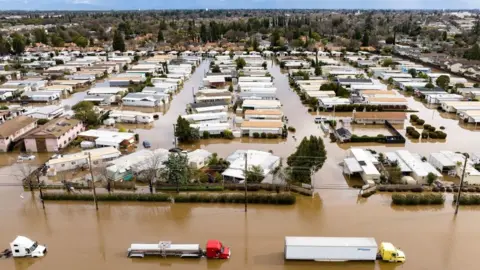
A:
[156,185,224,192]
[252,132,260,138]
[416,119,425,125]
[43,193,171,202]
[287,126,296,132]
[203,131,210,139]
[173,193,295,205]
[410,114,419,121]
[43,192,296,205]
[260,132,267,138]
[392,193,444,205]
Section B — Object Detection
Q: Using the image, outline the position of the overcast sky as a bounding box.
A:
[3,0,480,10]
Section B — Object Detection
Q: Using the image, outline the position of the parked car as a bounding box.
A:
[143,141,151,148]
[17,154,35,161]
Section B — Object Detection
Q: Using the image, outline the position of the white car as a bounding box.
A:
[17,154,36,161]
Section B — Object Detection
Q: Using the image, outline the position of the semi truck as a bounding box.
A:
[8,236,47,258]
[127,239,230,259]
[284,237,405,263]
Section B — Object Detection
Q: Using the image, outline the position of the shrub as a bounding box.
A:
[440,126,445,130]
[203,131,210,139]
[392,193,444,205]
[252,132,260,138]
[156,185,224,192]
[266,133,278,139]
[436,131,447,139]
[173,193,296,205]
[423,124,432,130]
[37,118,50,125]
[410,114,419,121]
[416,119,425,125]
[421,131,429,139]
[428,131,438,139]
[287,126,296,132]
[222,130,234,139]
[410,130,420,139]
[260,132,267,138]
[43,192,296,205]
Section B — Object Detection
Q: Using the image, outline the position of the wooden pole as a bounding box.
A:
[244,152,248,213]
[88,152,99,210]
[455,154,469,215]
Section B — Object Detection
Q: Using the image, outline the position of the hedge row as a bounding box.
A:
[252,132,280,139]
[351,134,386,143]
[391,193,445,205]
[378,186,424,192]
[453,194,480,205]
[173,193,295,204]
[42,192,296,205]
[156,185,224,192]
[43,193,171,202]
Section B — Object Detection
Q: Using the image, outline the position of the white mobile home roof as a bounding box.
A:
[182,112,227,122]
[349,148,378,164]
[87,87,126,95]
[242,99,281,109]
[343,157,363,173]
[384,152,412,173]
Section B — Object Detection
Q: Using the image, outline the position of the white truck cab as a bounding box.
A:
[10,236,47,258]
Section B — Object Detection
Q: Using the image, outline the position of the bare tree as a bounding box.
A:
[95,165,113,193]
[18,163,37,192]
[138,151,165,194]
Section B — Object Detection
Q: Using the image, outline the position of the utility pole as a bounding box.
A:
[244,152,248,213]
[173,124,177,148]
[455,154,469,215]
[35,171,45,209]
[88,153,99,210]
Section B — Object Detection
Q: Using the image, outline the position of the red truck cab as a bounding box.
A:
[205,240,230,259]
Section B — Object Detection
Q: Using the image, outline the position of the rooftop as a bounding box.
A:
[25,118,81,139]
[244,109,283,116]
[241,120,283,129]
[0,116,37,139]
[353,112,407,120]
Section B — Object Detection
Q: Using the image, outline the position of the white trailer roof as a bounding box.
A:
[285,237,377,248]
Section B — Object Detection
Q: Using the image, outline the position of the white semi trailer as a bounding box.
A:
[9,236,47,258]
[284,237,405,263]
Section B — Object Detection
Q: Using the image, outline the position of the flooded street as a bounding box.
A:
[2,59,480,270]
[1,187,479,270]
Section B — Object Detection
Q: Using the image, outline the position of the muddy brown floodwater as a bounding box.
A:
[1,187,479,270]
[1,60,480,270]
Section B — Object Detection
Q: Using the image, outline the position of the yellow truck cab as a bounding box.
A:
[379,242,406,262]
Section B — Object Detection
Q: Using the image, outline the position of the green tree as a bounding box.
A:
[262,61,267,70]
[286,136,327,184]
[73,36,88,48]
[160,153,190,193]
[314,66,322,76]
[228,84,234,92]
[72,101,98,127]
[0,34,10,55]
[207,152,230,172]
[361,31,370,46]
[408,68,417,78]
[11,33,25,55]
[436,75,450,90]
[157,29,164,42]
[112,30,126,52]
[175,116,200,143]
[381,58,394,67]
[211,65,221,73]
[235,57,246,70]
[427,172,437,185]
[50,34,65,47]
[425,82,435,89]
[464,44,480,60]
[245,165,264,183]
[33,28,48,44]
